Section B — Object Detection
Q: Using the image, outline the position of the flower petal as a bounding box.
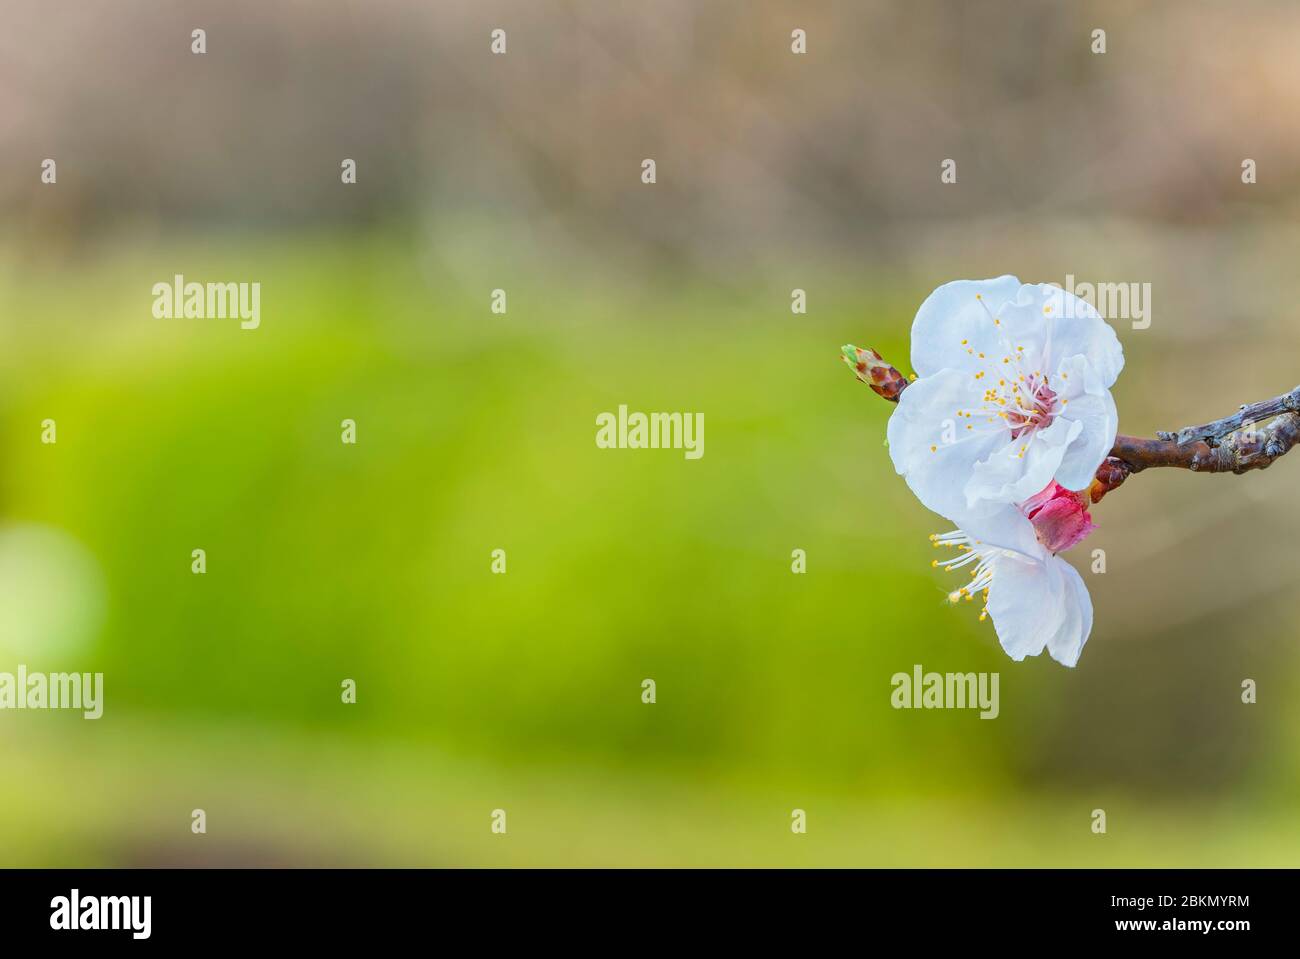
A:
[887,368,1005,519]
[909,276,1024,378]
[957,505,1043,558]
[1051,357,1119,491]
[986,552,1067,662]
[964,414,1081,507]
[1031,284,1125,388]
[1043,558,1094,667]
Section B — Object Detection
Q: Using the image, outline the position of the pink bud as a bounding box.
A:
[1022,482,1095,553]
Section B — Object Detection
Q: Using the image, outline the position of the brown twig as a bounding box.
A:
[841,345,1300,499]
[1157,385,1300,448]
[1112,415,1300,475]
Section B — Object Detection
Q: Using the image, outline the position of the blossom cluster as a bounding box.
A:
[854,277,1125,667]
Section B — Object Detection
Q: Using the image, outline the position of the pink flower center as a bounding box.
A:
[1022,481,1094,553]
[1005,376,1057,439]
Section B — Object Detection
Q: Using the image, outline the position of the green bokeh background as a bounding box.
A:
[2,0,1300,866]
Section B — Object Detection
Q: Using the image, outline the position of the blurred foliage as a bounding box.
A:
[1,233,1297,864]
[3,0,1300,865]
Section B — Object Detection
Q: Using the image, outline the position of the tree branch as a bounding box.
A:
[1156,384,1300,447]
[841,345,1300,497]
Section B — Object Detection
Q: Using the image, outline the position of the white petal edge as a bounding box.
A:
[964,414,1081,508]
[887,368,1006,521]
[1043,558,1094,667]
[1053,385,1118,490]
[986,552,1067,662]
[909,276,1023,378]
